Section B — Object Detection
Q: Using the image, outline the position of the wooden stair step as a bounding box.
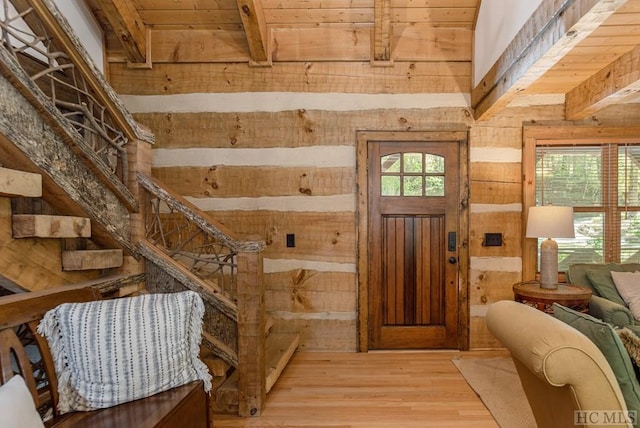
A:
[200,349,232,377]
[211,332,299,415]
[265,332,299,393]
[0,167,41,197]
[61,249,123,271]
[213,369,239,414]
[12,214,91,238]
[201,349,234,420]
[69,273,146,297]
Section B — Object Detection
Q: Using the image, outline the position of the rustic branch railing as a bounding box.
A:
[146,198,238,297]
[139,173,269,417]
[0,0,131,184]
[139,173,264,300]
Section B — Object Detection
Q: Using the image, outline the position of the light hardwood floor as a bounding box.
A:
[213,350,510,427]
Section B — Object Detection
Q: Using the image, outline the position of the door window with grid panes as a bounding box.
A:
[380,152,445,197]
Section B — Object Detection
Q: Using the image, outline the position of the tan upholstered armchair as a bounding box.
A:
[487,300,632,428]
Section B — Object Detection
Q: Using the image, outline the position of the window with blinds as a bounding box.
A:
[535,144,640,268]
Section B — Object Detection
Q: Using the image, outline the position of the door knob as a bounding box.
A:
[449,257,457,264]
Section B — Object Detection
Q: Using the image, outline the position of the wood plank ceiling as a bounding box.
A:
[83,0,640,121]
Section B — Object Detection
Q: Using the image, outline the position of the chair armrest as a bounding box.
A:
[589,295,634,328]
[487,300,628,427]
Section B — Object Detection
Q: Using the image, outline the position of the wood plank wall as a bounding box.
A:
[108,57,640,350]
[128,103,473,352]
[468,101,640,349]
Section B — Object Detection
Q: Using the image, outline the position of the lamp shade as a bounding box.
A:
[526,206,575,239]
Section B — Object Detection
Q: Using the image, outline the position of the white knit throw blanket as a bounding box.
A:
[38,291,212,413]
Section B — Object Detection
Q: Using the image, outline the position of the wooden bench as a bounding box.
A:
[0,285,209,428]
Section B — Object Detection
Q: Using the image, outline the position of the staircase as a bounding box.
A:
[0,0,298,418]
[1,164,300,416]
[138,173,300,416]
[0,166,138,292]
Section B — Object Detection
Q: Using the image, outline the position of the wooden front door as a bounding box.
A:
[367,140,461,349]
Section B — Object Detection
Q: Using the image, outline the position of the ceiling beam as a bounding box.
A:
[236,0,270,65]
[472,0,627,121]
[566,43,640,119]
[372,0,392,64]
[94,0,148,66]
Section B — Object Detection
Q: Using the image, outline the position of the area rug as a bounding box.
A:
[452,357,536,428]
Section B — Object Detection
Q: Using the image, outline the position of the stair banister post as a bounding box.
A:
[235,248,266,417]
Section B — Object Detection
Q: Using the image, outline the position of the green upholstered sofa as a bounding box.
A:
[566,263,640,333]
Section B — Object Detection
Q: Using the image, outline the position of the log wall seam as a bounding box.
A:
[270,311,356,321]
[470,203,522,213]
[121,92,470,113]
[470,256,522,272]
[152,146,356,167]
[469,147,521,162]
[470,305,490,317]
[264,258,356,274]
[186,195,356,212]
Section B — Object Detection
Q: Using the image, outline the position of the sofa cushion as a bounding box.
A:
[38,291,212,413]
[566,263,613,293]
[587,268,627,306]
[566,263,640,298]
[553,303,640,414]
[612,271,640,321]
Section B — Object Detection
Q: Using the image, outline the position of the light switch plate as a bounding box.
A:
[484,233,502,246]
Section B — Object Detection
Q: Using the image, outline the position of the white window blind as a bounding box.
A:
[535,144,640,266]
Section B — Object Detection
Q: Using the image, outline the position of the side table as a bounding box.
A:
[513,282,592,314]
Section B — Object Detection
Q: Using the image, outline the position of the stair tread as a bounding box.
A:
[213,370,239,413]
[69,273,146,296]
[265,332,300,393]
[200,350,232,377]
[0,167,41,197]
[61,249,123,271]
[12,214,91,238]
[212,331,299,412]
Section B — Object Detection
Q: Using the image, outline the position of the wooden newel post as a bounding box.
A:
[236,249,266,417]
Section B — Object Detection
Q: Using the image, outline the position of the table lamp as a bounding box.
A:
[526,205,575,289]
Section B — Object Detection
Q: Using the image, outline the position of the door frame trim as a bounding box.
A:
[356,130,470,351]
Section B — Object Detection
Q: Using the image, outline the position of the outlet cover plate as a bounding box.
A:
[484,232,502,247]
